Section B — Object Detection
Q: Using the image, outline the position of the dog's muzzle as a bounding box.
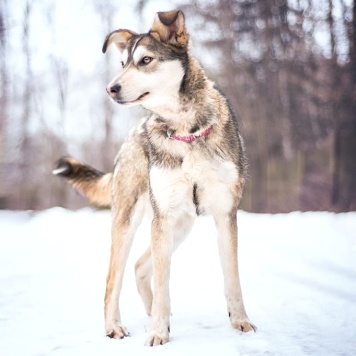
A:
[107,84,121,99]
[106,84,149,104]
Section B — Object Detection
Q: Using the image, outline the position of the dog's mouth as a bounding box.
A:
[116,92,149,105]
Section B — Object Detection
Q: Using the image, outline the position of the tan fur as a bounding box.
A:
[53,10,255,347]
[102,29,137,53]
[53,156,112,208]
[150,11,189,48]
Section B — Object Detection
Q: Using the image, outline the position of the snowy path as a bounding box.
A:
[0,208,355,356]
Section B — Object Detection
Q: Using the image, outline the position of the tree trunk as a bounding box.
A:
[0,0,8,208]
[331,0,356,211]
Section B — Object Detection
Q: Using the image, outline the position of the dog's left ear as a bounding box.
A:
[150,10,189,49]
[102,29,137,53]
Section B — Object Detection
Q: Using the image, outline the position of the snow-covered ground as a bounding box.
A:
[0,208,355,356]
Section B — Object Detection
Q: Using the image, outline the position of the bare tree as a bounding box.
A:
[0,0,8,208]
[92,0,116,172]
[331,0,356,210]
[16,0,36,208]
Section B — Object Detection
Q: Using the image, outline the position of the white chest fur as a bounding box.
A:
[149,152,238,218]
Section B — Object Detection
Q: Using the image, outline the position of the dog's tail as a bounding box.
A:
[52,156,112,208]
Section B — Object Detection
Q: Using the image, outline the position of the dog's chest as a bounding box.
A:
[149,149,239,217]
[181,151,237,184]
[182,152,238,214]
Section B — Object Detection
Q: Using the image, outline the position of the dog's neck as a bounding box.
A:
[143,55,215,131]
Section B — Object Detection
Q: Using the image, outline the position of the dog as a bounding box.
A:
[53,10,256,346]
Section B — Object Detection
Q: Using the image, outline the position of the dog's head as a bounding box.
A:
[103,10,189,108]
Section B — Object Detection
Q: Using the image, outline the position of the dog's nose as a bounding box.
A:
[109,84,121,95]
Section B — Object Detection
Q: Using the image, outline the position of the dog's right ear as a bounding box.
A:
[102,29,137,53]
[150,10,189,49]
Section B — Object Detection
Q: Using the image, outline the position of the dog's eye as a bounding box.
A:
[121,61,124,68]
[140,56,153,65]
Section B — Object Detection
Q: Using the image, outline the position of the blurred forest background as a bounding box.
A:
[0,0,355,213]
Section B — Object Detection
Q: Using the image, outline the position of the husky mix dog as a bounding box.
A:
[53,10,256,346]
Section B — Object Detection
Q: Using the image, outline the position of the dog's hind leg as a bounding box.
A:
[214,210,256,333]
[135,213,195,317]
[134,247,153,316]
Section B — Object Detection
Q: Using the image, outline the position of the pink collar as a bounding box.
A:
[168,125,214,143]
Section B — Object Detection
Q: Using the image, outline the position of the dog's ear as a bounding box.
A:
[102,29,137,53]
[150,10,189,49]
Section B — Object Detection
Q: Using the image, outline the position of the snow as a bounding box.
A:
[0,208,355,356]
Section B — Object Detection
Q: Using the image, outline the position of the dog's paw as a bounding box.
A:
[231,317,257,333]
[145,329,170,346]
[106,323,130,339]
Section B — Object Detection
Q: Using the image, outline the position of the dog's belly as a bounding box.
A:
[149,153,239,218]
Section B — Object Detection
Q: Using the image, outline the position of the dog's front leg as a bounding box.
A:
[105,194,145,339]
[215,211,256,332]
[145,215,173,346]
[104,211,134,339]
